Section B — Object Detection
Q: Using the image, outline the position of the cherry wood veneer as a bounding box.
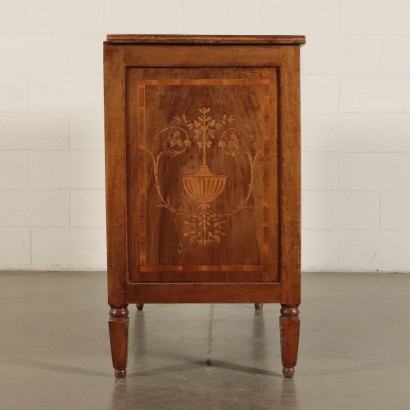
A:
[104,34,304,379]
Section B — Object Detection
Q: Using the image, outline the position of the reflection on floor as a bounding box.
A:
[0,271,410,410]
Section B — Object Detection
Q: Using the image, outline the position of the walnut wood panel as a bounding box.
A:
[104,45,128,306]
[127,68,279,284]
[127,283,281,303]
[123,45,282,68]
[278,46,302,304]
[103,41,302,300]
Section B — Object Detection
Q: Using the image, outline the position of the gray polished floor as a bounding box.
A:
[0,271,410,410]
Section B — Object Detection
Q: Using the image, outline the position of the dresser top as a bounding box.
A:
[106,34,306,45]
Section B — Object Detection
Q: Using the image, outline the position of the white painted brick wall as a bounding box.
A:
[261,0,340,35]
[0,73,28,111]
[382,37,410,73]
[339,154,410,191]
[70,190,105,228]
[303,191,379,229]
[30,151,105,189]
[31,227,106,269]
[0,35,69,72]
[27,0,104,34]
[302,114,380,152]
[304,36,381,74]
[0,0,409,272]
[380,193,410,230]
[0,190,69,227]
[0,113,69,149]
[0,228,31,267]
[70,113,104,150]
[30,73,103,111]
[302,153,338,190]
[0,152,30,188]
[302,230,339,270]
[69,35,104,73]
[184,0,260,35]
[0,1,26,33]
[339,230,410,271]
[302,75,340,113]
[105,0,183,34]
[340,75,410,113]
[380,115,410,151]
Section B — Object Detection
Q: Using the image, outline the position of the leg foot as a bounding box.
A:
[109,305,129,378]
[282,366,295,378]
[114,369,127,378]
[136,303,144,311]
[280,304,300,378]
[254,303,263,310]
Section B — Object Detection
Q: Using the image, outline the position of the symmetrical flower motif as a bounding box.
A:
[183,206,226,245]
[174,107,234,166]
[147,107,261,246]
[218,130,240,156]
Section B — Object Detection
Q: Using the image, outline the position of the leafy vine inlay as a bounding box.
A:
[147,107,261,246]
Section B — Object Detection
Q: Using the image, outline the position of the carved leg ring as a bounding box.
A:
[109,305,129,378]
[254,303,264,310]
[136,303,144,311]
[280,304,300,378]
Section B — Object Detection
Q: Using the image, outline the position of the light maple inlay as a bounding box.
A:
[147,106,262,246]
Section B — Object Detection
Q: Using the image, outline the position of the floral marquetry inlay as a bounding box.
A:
[147,107,262,246]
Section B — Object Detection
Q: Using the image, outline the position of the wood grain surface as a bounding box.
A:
[127,68,279,284]
[106,34,306,45]
[104,37,303,378]
[104,41,302,302]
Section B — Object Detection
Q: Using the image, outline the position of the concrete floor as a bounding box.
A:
[0,272,410,410]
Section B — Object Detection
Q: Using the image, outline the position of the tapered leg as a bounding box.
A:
[254,303,264,310]
[109,305,129,378]
[280,304,300,378]
[136,303,144,311]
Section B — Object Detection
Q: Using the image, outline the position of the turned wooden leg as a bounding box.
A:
[109,305,129,378]
[136,303,144,311]
[280,304,300,378]
[254,303,264,310]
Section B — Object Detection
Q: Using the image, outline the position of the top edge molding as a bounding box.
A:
[106,34,306,46]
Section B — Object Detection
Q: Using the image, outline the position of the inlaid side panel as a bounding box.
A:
[127,68,279,283]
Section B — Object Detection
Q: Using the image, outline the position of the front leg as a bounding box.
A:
[279,304,300,378]
[109,305,129,378]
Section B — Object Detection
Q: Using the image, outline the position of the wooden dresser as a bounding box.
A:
[103,34,305,379]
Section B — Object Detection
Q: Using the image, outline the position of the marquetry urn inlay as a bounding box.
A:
[147,107,261,246]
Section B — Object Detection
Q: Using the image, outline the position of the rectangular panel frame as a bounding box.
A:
[127,71,277,284]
